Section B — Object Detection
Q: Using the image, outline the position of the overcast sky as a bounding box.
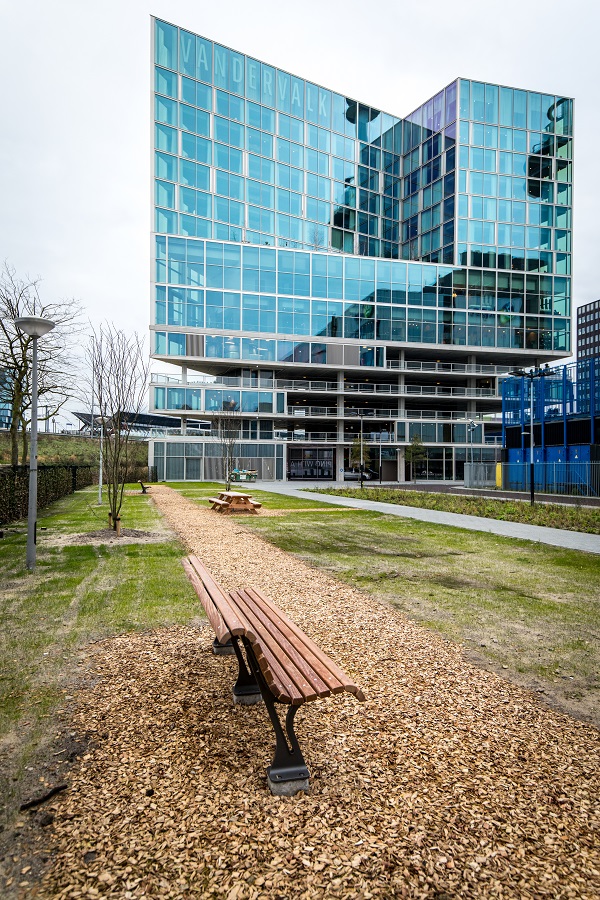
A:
[1,0,597,345]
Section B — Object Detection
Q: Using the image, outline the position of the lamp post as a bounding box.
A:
[509,366,551,506]
[15,316,56,570]
[359,413,364,490]
[467,419,476,486]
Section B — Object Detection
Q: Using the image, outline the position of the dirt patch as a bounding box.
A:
[47,528,170,547]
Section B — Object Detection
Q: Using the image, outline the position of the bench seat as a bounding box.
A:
[208,497,231,510]
[183,554,364,793]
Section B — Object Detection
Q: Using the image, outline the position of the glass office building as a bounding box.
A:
[149,17,573,482]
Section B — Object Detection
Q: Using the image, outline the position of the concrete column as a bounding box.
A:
[397,448,406,483]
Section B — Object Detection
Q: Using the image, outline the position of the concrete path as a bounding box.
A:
[254,481,600,555]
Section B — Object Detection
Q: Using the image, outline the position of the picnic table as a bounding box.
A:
[208,490,262,514]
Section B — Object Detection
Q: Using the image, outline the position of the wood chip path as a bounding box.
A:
[43,486,599,899]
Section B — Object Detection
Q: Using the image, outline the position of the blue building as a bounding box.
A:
[148,17,573,482]
[0,369,11,430]
[502,359,600,495]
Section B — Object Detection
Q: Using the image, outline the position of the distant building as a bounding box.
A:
[502,357,600,495]
[148,17,574,482]
[0,369,11,430]
[576,299,600,360]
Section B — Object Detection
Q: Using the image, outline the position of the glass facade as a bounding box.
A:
[150,17,573,481]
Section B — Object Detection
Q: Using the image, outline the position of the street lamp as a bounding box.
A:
[15,316,56,570]
[359,413,364,490]
[509,366,551,506]
[467,419,476,485]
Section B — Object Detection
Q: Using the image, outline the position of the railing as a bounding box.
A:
[404,385,497,398]
[274,431,338,443]
[153,373,499,399]
[288,406,338,417]
[277,379,338,392]
[404,410,500,422]
[387,360,510,375]
[345,408,398,418]
[151,373,214,385]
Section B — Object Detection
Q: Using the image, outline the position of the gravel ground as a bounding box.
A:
[39,486,599,899]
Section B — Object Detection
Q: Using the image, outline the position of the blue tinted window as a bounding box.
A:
[155,67,178,98]
[179,30,196,77]
[155,20,177,69]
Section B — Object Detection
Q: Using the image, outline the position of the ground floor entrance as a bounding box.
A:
[288,447,335,480]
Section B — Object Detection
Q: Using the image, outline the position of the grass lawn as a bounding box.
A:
[243,505,600,726]
[0,486,199,828]
[168,480,333,510]
[313,486,600,533]
[0,431,148,467]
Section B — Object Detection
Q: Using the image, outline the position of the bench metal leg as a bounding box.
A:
[212,637,235,656]
[242,639,310,795]
[231,638,262,705]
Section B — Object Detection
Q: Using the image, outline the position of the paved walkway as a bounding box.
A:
[254,481,600,555]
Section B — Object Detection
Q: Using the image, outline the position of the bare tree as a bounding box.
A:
[0,263,83,465]
[88,325,149,529]
[211,403,242,490]
[404,434,427,482]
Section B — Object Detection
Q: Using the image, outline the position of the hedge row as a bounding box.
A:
[0,464,95,526]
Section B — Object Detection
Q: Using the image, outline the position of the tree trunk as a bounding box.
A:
[10,418,19,466]
[20,421,28,465]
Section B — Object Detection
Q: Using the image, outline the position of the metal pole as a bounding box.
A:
[26,336,39,570]
[90,357,94,439]
[379,430,382,483]
[98,422,103,504]
[529,376,535,506]
[360,414,364,490]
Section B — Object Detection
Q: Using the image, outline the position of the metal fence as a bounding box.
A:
[463,463,498,488]
[502,461,600,497]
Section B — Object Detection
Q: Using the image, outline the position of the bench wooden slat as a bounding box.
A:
[233,588,336,701]
[244,587,366,703]
[184,556,253,641]
[183,556,365,705]
[239,587,342,695]
[228,589,320,704]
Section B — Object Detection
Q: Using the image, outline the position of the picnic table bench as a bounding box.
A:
[207,490,262,514]
[182,554,365,795]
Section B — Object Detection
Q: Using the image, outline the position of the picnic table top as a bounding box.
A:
[219,490,254,499]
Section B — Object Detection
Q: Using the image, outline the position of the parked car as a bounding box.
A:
[344,468,378,481]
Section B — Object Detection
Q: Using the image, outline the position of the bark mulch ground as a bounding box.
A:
[39,486,598,899]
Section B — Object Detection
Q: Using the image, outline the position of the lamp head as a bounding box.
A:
[15,316,56,338]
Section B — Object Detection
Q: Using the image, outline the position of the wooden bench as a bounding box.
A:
[139,480,150,494]
[208,497,231,511]
[182,555,365,795]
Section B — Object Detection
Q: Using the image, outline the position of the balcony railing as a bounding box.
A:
[404,385,497,398]
[387,360,510,375]
[277,379,338,392]
[345,408,398,418]
[404,410,502,422]
[287,406,338,417]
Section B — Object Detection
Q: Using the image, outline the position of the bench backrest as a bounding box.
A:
[183,556,250,643]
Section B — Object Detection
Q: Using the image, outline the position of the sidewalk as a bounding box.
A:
[254,481,600,555]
